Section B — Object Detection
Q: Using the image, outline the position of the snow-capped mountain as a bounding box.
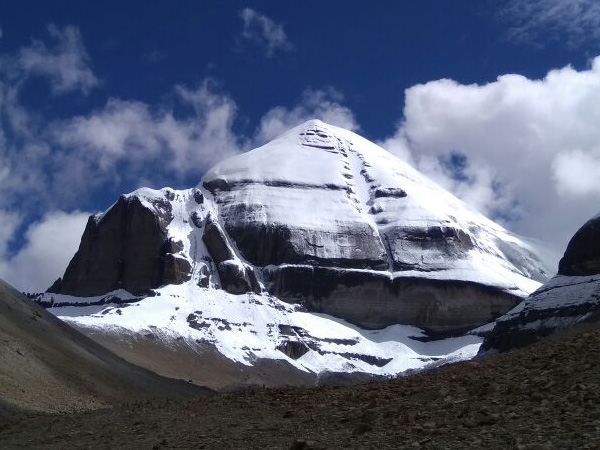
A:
[481,211,600,354]
[40,120,550,385]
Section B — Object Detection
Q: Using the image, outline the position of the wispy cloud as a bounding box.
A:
[257,88,358,143]
[51,80,244,187]
[17,24,98,94]
[238,8,292,57]
[500,0,600,48]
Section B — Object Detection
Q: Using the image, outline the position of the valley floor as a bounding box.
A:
[3,324,600,450]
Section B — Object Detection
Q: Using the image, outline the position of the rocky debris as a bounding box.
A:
[481,211,600,354]
[56,192,191,296]
[4,320,600,449]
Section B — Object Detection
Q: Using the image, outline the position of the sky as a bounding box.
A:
[1,0,600,291]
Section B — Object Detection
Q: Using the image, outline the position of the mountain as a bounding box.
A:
[0,278,206,414]
[480,211,600,353]
[39,120,549,386]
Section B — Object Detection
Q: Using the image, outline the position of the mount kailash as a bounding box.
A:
[37,120,551,387]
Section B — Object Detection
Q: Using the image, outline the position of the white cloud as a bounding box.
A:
[501,0,600,48]
[257,88,358,143]
[51,80,243,186]
[0,210,21,260]
[238,8,292,57]
[383,57,600,268]
[552,149,600,196]
[17,24,98,94]
[0,24,98,209]
[0,211,89,292]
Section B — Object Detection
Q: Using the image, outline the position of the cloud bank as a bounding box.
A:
[383,57,600,264]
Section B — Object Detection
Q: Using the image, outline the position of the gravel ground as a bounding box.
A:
[3,323,600,449]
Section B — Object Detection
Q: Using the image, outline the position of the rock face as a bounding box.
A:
[558,213,600,276]
[55,190,191,297]
[268,267,520,333]
[202,120,547,332]
[51,120,548,334]
[480,212,600,354]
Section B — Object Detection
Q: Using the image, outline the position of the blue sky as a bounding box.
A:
[2,0,600,290]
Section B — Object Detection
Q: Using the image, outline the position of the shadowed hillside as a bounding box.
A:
[0,278,208,414]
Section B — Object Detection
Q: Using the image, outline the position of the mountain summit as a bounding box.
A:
[42,120,549,385]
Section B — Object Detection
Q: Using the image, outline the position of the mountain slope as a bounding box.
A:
[481,211,600,353]
[39,120,549,384]
[0,278,206,413]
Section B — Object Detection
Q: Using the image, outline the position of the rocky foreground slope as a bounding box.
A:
[3,319,600,449]
[0,278,206,413]
[38,120,549,383]
[481,211,600,353]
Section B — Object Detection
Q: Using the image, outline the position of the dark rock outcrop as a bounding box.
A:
[212,205,389,270]
[57,194,190,296]
[268,266,520,333]
[480,212,600,354]
[558,214,600,276]
[276,340,310,359]
[202,216,261,295]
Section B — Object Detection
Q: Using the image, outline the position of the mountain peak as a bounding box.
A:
[45,121,550,381]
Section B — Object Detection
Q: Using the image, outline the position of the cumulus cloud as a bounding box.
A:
[383,57,600,266]
[238,8,292,57]
[51,80,243,186]
[257,88,358,143]
[0,211,89,292]
[552,149,600,196]
[500,0,600,48]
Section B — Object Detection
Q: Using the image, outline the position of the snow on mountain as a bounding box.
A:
[204,120,547,293]
[40,120,550,382]
[43,286,481,377]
